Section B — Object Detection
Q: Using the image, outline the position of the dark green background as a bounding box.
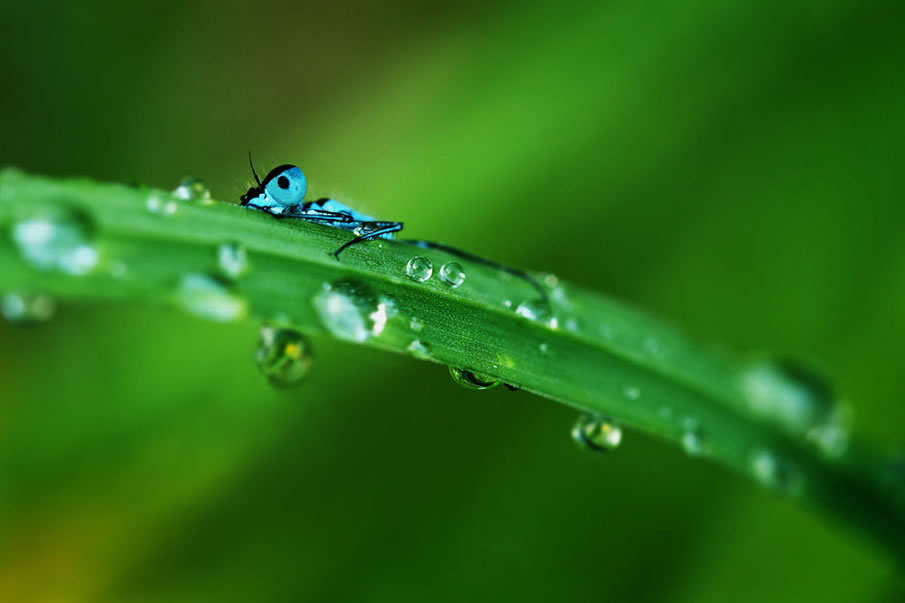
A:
[1,1,903,601]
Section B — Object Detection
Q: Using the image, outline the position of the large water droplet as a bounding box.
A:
[12,206,99,275]
[515,299,558,329]
[217,242,248,278]
[172,177,212,203]
[256,326,312,387]
[405,256,433,282]
[439,261,465,288]
[175,273,247,322]
[740,360,836,434]
[571,413,622,453]
[407,339,432,359]
[449,366,501,390]
[1,292,55,324]
[313,279,388,343]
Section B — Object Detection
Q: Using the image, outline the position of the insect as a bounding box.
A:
[240,154,546,300]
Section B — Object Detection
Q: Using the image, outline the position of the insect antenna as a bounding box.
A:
[248,151,262,187]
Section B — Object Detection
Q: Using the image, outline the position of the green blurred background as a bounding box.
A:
[1,0,904,601]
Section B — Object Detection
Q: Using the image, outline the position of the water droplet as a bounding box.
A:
[564,318,579,332]
[217,242,248,278]
[410,316,424,332]
[515,299,558,329]
[503,299,513,308]
[740,360,836,434]
[748,448,802,494]
[255,326,312,387]
[571,413,622,453]
[146,194,178,216]
[449,366,501,390]
[172,177,212,203]
[407,339,432,359]
[1,293,55,324]
[405,256,433,282]
[439,261,466,288]
[644,337,663,357]
[174,273,247,322]
[313,279,388,343]
[542,273,559,288]
[680,428,705,456]
[12,206,99,275]
[805,403,852,458]
[539,342,549,353]
[623,385,641,401]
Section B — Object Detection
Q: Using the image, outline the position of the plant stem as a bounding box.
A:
[2,168,903,560]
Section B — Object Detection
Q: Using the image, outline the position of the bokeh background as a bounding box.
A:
[2,0,904,601]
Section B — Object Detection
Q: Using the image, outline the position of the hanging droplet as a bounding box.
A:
[12,206,99,275]
[740,359,837,434]
[174,273,247,322]
[515,299,558,329]
[449,366,501,390]
[172,177,212,203]
[439,261,466,288]
[1,292,55,324]
[407,339,432,359]
[255,326,312,387]
[217,242,248,278]
[313,279,388,343]
[405,256,433,282]
[571,413,622,453]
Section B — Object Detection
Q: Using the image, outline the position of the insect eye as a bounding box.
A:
[277,176,290,189]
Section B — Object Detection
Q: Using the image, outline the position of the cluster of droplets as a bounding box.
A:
[12,205,99,275]
[1,292,55,324]
[571,413,622,453]
[255,326,312,387]
[172,177,212,203]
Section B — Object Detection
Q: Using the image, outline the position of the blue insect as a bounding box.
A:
[240,154,546,299]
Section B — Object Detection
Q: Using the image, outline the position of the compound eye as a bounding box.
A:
[264,166,307,206]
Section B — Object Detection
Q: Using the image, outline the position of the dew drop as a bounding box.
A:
[172,177,212,203]
[174,273,247,322]
[542,273,559,288]
[313,279,388,343]
[571,413,622,453]
[1,292,55,324]
[407,339,432,359]
[748,448,802,494]
[449,366,501,390]
[12,206,99,275]
[680,428,704,456]
[405,256,433,282]
[256,326,312,387]
[503,300,513,308]
[564,318,579,332]
[217,242,248,278]
[409,316,424,332]
[740,359,836,434]
[439,261,466,288]
[515,299,558,329]
[623,385,641,401]
[539,342,549,353]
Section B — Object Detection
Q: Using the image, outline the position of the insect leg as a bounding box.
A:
[333,221,404,258]
[397,239,547,302]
